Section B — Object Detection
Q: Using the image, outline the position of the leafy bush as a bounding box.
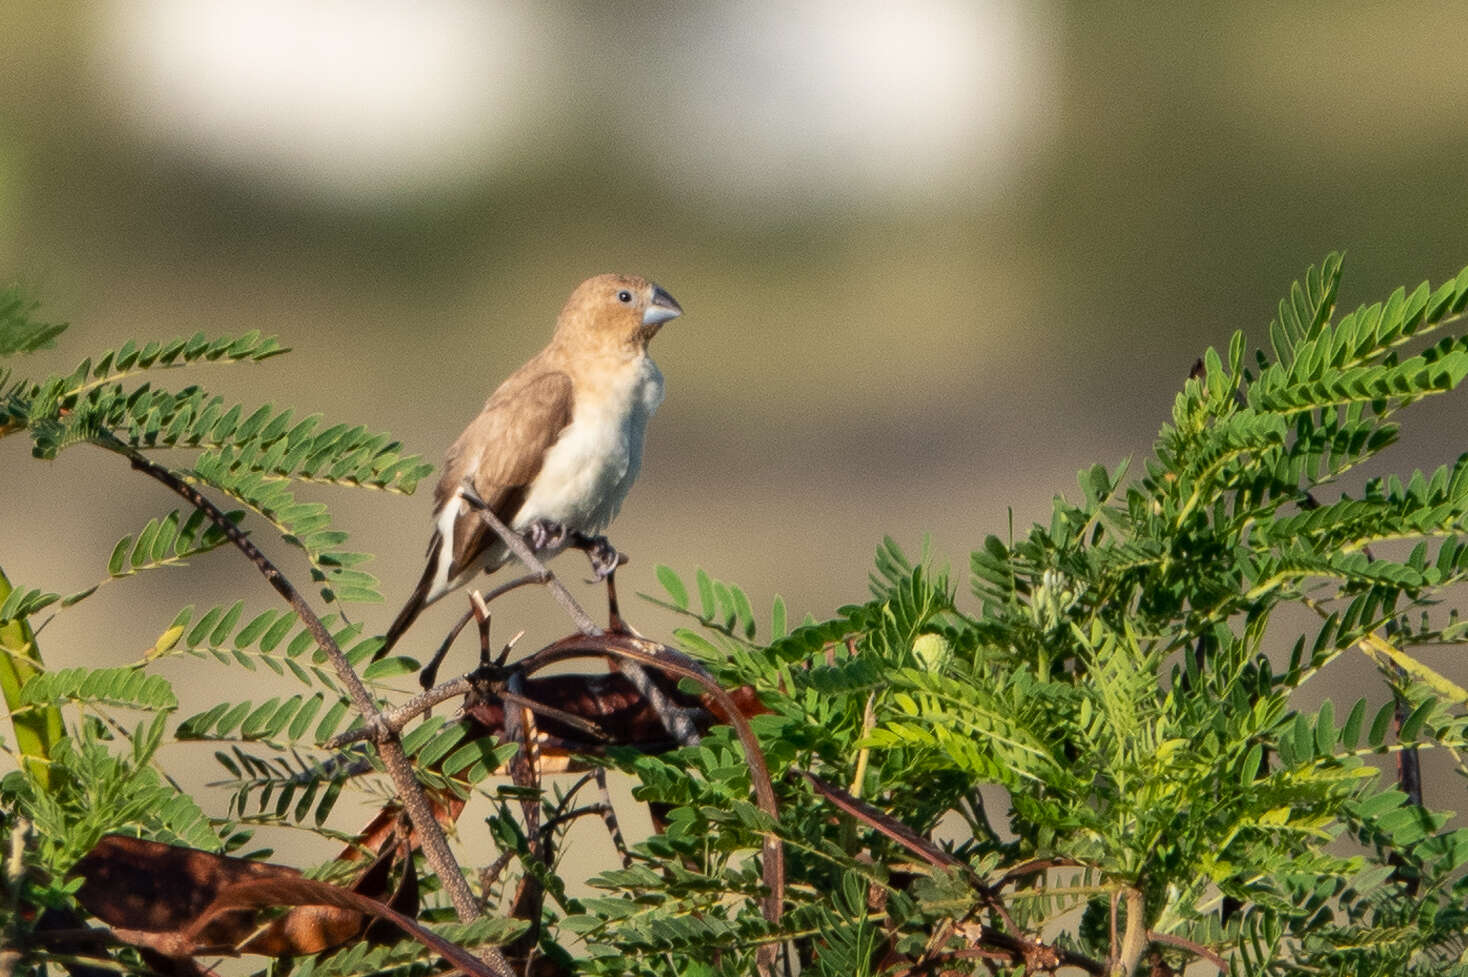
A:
[3,256,1468,976]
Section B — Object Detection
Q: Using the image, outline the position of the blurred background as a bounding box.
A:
[4,0,1468,856]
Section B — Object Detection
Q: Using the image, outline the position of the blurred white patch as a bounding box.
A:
[92,0,549,203]
[88,0,1056,217]
[614,0,1059,213]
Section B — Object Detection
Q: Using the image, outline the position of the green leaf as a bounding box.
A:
[696,568,715,620]
[1340,698,1366,750]
[0,288,68,356]
[107,535,131,575]
[656,565,688,610]
[1398,699,1434,741]
[771,595,788,638]
[362,656,417,681]
[1368,701,1396,748]
[21,667,176,710]
[0,587,59,621]
[731,585,756,639]
[1314,699,1336,754]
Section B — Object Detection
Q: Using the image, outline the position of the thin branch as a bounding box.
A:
[799,771,962,872]
[418,607,475,690]
[482,571,554,606]
[608,646,702,746]
[538,804,614,843]
[322,678,473,749]
[497,688,610,741]
[467,498,701,747]
[115,443,513,977]
[462,495,600,635]
[506,669,543,863]
[1145,930,1226,973]
[797,771,1020,938]
[591,766,632,868]
[324,673,610,751]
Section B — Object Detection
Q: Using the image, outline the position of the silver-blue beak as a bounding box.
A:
[642,285,682,326]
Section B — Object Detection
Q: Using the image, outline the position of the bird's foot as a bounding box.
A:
[524,518,569,553]
[570,532,626,580]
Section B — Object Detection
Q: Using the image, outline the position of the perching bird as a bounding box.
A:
[378,274,682,656]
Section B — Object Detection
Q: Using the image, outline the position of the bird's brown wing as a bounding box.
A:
[438,368,576,577]
[378,369,574,658]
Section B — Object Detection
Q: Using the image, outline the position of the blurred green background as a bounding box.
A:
[3,1,1468,838]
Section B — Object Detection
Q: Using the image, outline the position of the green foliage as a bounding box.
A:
[1,308,430,607]
[7,259,1468,975]
[107,507,239,578]
[155,603,382,687]
[280,916,529,977]
[0,300,452,972]
[19,666,177,711]
[581,256,1468,975]
[6,715,222,871]
[0,286,67,358]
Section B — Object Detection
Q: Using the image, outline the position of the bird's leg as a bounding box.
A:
[568,531,625,580]
[566,531,634,632]
[603,562,628,634]
[524,518,569,553]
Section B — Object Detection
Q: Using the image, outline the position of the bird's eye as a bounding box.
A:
[617,290,632,304]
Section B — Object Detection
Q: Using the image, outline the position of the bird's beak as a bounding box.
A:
[642,285,683,326]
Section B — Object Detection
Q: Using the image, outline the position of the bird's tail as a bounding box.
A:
[375,537,448,659]
[376,574,431,660]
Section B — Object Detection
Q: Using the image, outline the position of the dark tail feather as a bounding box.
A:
[376,560,436,660]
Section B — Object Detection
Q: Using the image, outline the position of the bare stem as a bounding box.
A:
[322,677,473,749]
[1114,887,1147,977]
[465,500,600,635]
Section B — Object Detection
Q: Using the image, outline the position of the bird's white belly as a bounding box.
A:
[513,357,663,536]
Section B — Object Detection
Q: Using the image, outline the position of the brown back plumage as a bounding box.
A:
[440,369,575,578]
[379,370,573,654]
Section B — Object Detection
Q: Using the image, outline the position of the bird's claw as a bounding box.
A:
[525,519,568,552]
[580,535,625,580]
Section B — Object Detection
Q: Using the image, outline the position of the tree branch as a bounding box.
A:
[115,443,513,977]
[461,496,599,635]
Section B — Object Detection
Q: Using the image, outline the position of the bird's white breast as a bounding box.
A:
[513,354,664,535]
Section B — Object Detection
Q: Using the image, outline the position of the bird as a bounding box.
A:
[377,273,682,658]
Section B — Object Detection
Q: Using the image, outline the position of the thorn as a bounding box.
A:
[496,628,526,668]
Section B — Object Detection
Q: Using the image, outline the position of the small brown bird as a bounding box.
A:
[379,274,682,655]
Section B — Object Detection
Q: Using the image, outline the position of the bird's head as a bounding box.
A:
[555,274,682,353]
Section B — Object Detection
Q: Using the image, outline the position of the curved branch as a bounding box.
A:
[517,631,786,931]
[1146,930,1226,973]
